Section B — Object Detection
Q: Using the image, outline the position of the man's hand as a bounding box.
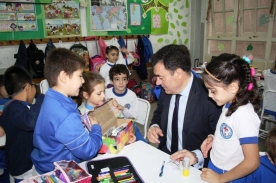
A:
[201,168,222,183]
[201,135,213,158]
[147,126,163,143]
[170,150,197,165]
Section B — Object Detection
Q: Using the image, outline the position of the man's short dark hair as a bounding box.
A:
[151,44,191,73]
[45,48,86,87]
[3,65,32,96]
[109,64,129,81]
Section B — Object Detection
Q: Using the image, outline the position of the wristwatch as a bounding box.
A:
[191,152,198,164]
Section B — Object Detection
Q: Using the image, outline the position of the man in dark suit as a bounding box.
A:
[147,44,221,168]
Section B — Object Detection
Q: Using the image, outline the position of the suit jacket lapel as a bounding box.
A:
[182,77,201,148]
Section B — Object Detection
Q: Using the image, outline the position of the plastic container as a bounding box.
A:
[182,157,190,176]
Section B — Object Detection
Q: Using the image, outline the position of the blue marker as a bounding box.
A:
[159,161,165,177]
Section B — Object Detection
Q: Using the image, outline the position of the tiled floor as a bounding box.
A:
[137,101,267,152]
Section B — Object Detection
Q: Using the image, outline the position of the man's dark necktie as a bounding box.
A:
[171,94,181,154]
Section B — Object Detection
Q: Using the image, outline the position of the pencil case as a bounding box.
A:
[54,160,92,183]
[86,156,144,183]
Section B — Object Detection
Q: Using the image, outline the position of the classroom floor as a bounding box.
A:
[136,101,267,152]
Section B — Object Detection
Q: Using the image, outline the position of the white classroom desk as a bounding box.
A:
[80,141,207,183]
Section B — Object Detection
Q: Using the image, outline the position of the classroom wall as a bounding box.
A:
[0,0,192,75]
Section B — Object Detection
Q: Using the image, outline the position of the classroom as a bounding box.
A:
[0,0,276,183]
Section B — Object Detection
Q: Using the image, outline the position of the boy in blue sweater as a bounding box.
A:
[31,48,103,174]
[0,66,44,182]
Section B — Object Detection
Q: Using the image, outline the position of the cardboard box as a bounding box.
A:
[91,99,126,135]
[81,99,135,153]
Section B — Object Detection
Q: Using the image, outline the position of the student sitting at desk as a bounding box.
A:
[105,64,146,143]
[262,60,276,118]
[0,66,44,182]
[78,70,137,144]
[0,77,11,183]
[78,72,106,115]
[31,48,103,175]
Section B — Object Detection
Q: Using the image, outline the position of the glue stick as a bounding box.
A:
[182,157,190,177]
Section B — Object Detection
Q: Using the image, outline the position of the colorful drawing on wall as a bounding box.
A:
[0,0,52,3]
[156,0,189,45]
[218,43,225,51]
[43,0,81,37]
[227,16,233,25]
[0,0,34,2]
[0,2,37,32]
[90,0,127,31]
[259,14,269,27]
[141,0,169,34]
[129,3,141,26]
[247,44,253,51]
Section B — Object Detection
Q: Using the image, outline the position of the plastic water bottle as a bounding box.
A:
[182,157,190,176]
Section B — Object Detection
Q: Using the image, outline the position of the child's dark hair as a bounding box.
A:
[202,53,261,116]
[105,45,119,54]
[44,48,86,87]
[3,65,32,97]
[266,126,276,165]
[79,72,104,99]
[109,64,129,81]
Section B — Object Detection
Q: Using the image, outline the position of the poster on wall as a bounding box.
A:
[142,0,169,34]
[44,0,81,37]
[90,0,127,31]
[0,0,52,3]
[0,2,37,32]
[129,3,141,26]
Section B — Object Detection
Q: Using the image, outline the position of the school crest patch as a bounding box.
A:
[124,103,131,109]
[220,123,233,139]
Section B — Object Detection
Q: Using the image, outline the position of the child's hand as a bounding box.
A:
[88,111,98,125]
[111,99,124,111]
[201,135,214,158]
[201,168,221,183]
[120,47,129,55]
[127,133,136,144]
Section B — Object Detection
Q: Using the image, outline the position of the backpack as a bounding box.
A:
[142,35,153,63]
[127,78,137,89]
[27,41,45,78]
[14,40,28,69]
[70,42,90,72]
[140,82,154,103]
[130,84,142,98]
[45,39,56,60]
[90,55,106,72]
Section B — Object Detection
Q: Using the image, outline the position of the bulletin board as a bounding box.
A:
[0,2,44,40]
[86,0,151,36]
[0,0,52,3]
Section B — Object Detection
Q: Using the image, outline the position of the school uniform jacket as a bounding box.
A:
[150,76,221,164]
